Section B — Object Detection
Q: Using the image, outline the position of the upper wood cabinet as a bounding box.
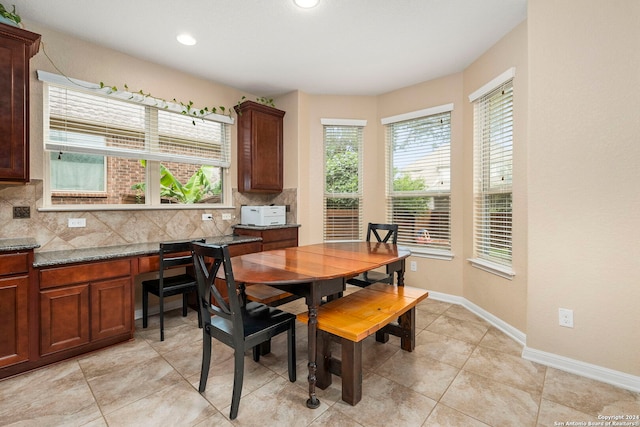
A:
[234,100,285,193]
[0,24,41,183]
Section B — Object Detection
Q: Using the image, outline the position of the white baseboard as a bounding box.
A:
[522,347,640,393]
[427,290,640,393]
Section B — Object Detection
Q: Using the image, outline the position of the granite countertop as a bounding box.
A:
[233,223,301,230]
[0,237,40,252]
[33,235,261,268]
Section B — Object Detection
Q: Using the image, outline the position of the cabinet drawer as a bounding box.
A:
[261,227,298,243]
[228,241,261,257]
[262,239,298,251]
[40,259,132,289]
[0,253,29,276]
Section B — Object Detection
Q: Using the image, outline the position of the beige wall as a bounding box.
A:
[526,0,640,375]
[462,22,529,332]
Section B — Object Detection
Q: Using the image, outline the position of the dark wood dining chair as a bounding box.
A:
[191,242,296,420]
[347,223,399,288]
[142,239,205,341]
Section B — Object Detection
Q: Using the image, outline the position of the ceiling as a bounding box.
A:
[11,0,527,97]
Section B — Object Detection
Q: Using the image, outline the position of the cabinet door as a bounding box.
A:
[0,25,40,182]
[0,276,29,367]
[235,101,285,193]
[248,109,283,192]
[91,277,132,341]
[40,284,90,356]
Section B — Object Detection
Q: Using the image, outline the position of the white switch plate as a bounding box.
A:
[559,308,574,328]
[221,213,232,220]
[68,218,86,228]
[202,214,213,221]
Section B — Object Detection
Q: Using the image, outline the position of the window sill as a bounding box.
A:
[468,258,515,280]
[38,204,234,212]
[407,246,454,261]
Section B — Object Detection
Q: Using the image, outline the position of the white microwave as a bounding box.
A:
[240,205,286,226]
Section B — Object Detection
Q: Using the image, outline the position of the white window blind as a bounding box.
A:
[39,71,231,167]
[472,79,513,267]
[323,123,364,241]
[385,107,452,253]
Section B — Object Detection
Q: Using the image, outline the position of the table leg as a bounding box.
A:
[306,304,321,409]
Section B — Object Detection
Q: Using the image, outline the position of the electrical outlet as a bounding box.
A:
[68,218,86,228]
[410,261,417,272]
[202,213,213,221]
[221,213,232,220]
[13,206,30,219]
[559,308,574,328]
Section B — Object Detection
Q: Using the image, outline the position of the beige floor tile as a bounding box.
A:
[78,338,157,380]
[478,326,524,357]
[223,376,333,426]
[536,398,596,427]
[542,368,640,417]
[413,329,476,368]
[307,407,364,427]
[463,346,547,395]
[443,304,490,326]
[334,372,436,427]
[193,411,235,426]
[87,354,184,414]
[441,371,540,427]
[0,360,102,426]
[423,404,491,426]
[104,380,217,427]
[426,314,489,345]
[375,349,459,401]
[417,298,453,315]
[190,350,280,411]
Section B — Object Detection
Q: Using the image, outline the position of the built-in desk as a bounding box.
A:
[0,235,261,380]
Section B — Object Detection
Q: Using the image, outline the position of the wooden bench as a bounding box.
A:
[297,282,429,405]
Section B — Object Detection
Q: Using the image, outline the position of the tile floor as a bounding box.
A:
[1,290,638,426]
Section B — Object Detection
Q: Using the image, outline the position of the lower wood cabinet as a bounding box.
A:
[39,284,90,355]
[0,275,29,367]
[38,259,133,357]
[0,251,31,369]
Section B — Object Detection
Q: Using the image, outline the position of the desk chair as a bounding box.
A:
[191,242,296,420]
[347,223,399,287]
[142,239,205,341]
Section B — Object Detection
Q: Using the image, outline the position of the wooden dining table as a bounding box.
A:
[227,241,411,409]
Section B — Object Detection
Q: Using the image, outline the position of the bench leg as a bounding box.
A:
[375,329,389,343]
[341,338,362,406]
[316,331,332,390]
[399,308,416,352]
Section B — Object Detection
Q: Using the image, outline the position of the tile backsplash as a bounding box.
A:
[0,180,296,252]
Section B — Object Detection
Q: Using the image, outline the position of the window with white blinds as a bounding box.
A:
[323,121,364,241]
[383,105,452,256]
[38,71,231,206]
[471,75,514,270]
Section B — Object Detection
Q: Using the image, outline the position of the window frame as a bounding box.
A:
[37,70,233,210]
[468,68,516,279]
[382,103,454,260]
[321,118,366,242]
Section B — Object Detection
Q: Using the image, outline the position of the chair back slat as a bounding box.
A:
[366,223,399,244]
[192,242,240,325]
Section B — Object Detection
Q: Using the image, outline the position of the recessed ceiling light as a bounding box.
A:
[294,0,319,8]
[176,33,197,46]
